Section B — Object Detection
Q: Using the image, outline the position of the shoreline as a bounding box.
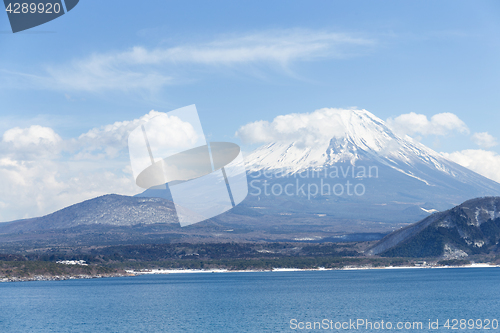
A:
[125,263,500,276]
[2,263,498,283]
[0,273,131,283]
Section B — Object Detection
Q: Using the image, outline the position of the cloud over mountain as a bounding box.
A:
[236,108,358,147]
[471,132,498,148]
[442,149,500,183]
[386,112,469,137]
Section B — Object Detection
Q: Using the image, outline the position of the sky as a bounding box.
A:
[0,0,499,221]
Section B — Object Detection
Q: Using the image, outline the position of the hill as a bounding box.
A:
[367,197,500,258]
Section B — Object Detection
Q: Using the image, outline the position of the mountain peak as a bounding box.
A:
[241,108,500,223]
[244,108,438,173]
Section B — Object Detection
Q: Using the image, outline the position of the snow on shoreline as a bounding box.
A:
[3,264,497,283]
[125,263,499,275]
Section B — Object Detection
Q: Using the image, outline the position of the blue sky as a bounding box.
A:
[0,0,499,221]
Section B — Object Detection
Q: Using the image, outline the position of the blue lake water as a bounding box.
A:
[1,268,500,332]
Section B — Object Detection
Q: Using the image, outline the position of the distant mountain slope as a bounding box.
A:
[240,109,500,222]
[0,193,390,249]
[367,197,500,258]
[0,194,178,234]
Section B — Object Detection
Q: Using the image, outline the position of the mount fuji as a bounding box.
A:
[2,109,499,247]
[231,109,500,231]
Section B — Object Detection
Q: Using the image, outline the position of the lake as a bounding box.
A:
[1,268,499,332]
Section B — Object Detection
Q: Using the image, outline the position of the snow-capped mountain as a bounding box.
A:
[1,109,498,246]
[246,109,489,187]
[241,109,500,223]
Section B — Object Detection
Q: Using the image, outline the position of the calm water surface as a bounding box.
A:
[1,268,499,332]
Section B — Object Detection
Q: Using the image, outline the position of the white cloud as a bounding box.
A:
[471,132,498,148]
[118,30,372,65]
[6,29,375,92]
[387,112,469,137]
[77,110,200,159]
[0,157,137,222]
[76,110,162,158]
[236,120,277,144]
[442,149,500,183]
[143,114,199,151]
[236,108,367,147]
[0,109,201,221]
[2,125,61,148]
[1,125,63,160]
[237,109,473,147]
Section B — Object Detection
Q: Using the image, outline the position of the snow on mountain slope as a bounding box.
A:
[0,194,179,234]
[367,197,500,257]
[238,109,500,224]
[244,109,497,191]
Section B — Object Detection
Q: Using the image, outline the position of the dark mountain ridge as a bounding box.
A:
[368,197,500,258]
